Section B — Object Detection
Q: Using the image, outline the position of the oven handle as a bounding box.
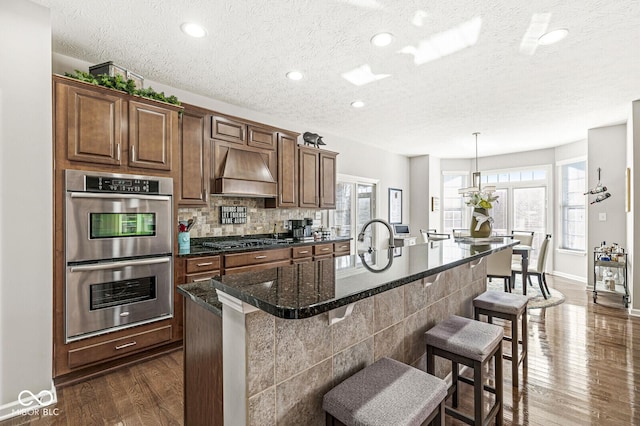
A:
[69,257,170,272]
[69,192,171,202]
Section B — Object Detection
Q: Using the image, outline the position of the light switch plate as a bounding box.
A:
[599,212,607,221]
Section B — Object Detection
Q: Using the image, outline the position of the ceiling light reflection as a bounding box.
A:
[519,13,551,55]
[341,64,390,86]
[399,16,482,65]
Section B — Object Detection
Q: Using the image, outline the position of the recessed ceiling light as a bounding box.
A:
[370,32,394,47]
[286,71,304,81]
[538,28,569,45]
[181,22,207,38]
[351,100,365,108]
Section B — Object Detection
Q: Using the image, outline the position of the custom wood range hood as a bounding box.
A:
[213,147,277,197]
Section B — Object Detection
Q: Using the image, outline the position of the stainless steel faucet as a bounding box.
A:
[357,218,395,249]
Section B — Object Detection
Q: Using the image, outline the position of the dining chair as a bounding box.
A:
[419,229,429,243]
[513,234,551,298]
[486,247,514,292]
[511,230,534,264]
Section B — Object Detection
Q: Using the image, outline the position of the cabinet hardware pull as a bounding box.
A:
[299,250,309,254]
[131,145,135,160]
[115,341,137,350]
[192,277,212,282]
[321,248,330,251]
[197,262,213,267]
[116,143,121,161]
[255,255,267,259]
[339,245,347,249]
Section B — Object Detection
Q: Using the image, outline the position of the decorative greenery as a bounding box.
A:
[64,70,181,107]
[465,191,499,209]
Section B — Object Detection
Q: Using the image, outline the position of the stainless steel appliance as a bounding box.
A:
[64,170,174,342]
[288,218,314,239]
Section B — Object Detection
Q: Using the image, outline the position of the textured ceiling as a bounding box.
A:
[33,0,640,158]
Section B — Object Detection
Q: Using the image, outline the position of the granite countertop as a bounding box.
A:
[177,236,352,257]
[178,237,517,319]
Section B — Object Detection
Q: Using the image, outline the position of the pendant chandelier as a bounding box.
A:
[458,132,496,196]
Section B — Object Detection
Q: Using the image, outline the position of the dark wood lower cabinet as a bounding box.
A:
[184,297,223,426]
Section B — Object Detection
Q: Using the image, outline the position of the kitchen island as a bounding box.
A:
[178,238,516,425]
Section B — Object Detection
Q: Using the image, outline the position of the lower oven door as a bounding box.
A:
[66,255,173,342]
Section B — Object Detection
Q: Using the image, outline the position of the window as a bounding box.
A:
[442,173,468,233]
[478,165,550,264]
[559,160,586,251]
[328,175,377,255]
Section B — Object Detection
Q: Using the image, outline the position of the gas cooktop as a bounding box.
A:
[201,238,292,250]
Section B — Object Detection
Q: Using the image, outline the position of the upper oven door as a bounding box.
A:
[66,191,172,262]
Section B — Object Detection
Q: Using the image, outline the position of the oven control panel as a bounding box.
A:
[86,176,160,193]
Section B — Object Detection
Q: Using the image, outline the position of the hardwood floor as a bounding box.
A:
[0,350,183,426]
[2,275,639,425]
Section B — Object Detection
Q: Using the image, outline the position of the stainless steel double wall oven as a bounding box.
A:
[65,170,173,342]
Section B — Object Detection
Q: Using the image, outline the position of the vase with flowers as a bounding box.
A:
[465,191,499,238]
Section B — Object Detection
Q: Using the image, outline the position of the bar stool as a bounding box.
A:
[323,357,448,426]
[425,315,503,426]
[473,291,528,387]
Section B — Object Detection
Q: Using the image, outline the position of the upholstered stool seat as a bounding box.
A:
[474,291,528,387]
[425,315,504,426]
[323,357,448,426]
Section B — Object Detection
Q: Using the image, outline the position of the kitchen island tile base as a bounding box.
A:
[215,257,487,425]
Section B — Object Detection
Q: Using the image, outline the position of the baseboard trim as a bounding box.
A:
[551,271,587,284]
[0,381,57,422]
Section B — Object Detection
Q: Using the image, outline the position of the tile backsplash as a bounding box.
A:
[177,197,323,238]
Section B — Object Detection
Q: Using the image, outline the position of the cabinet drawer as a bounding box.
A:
[247,125,276,150]
[333,241,351,256]
[211,115,246,144]
[186,256,221,274]
[186,271,220,283]
[313,243,334,257]
[68,325,172,369]
[292,246,313,259]
[224,248,291,268]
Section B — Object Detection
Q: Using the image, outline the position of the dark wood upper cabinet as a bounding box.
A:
[61,83,124,166]
[298,146,320,208]
[247,125,277,150]
[179,105,209,205]
[266,132,299,208]
[128,100,175,171]
[211,114,246,144]
[55,75,180,173]
[319,151,337,208]
[298,146,338,209]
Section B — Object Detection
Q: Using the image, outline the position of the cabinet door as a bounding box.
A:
[277,133,299,207]
[63,83,123,166]
[299,147,320,208]
[247,125,277,150]
[211,114,246,144]
[128,100,175,171]
[179,108,209,205]
[319,152,337,208]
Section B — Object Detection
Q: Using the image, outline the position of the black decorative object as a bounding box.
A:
[302,132,326,148]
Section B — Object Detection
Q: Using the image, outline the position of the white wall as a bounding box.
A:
[0,0,53,417]
[627,102,639,314]
[409,155,430,236]
[52,54,411,229]
[428,156,441,232]
[587,125,627,287]
[554,140,588,282]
